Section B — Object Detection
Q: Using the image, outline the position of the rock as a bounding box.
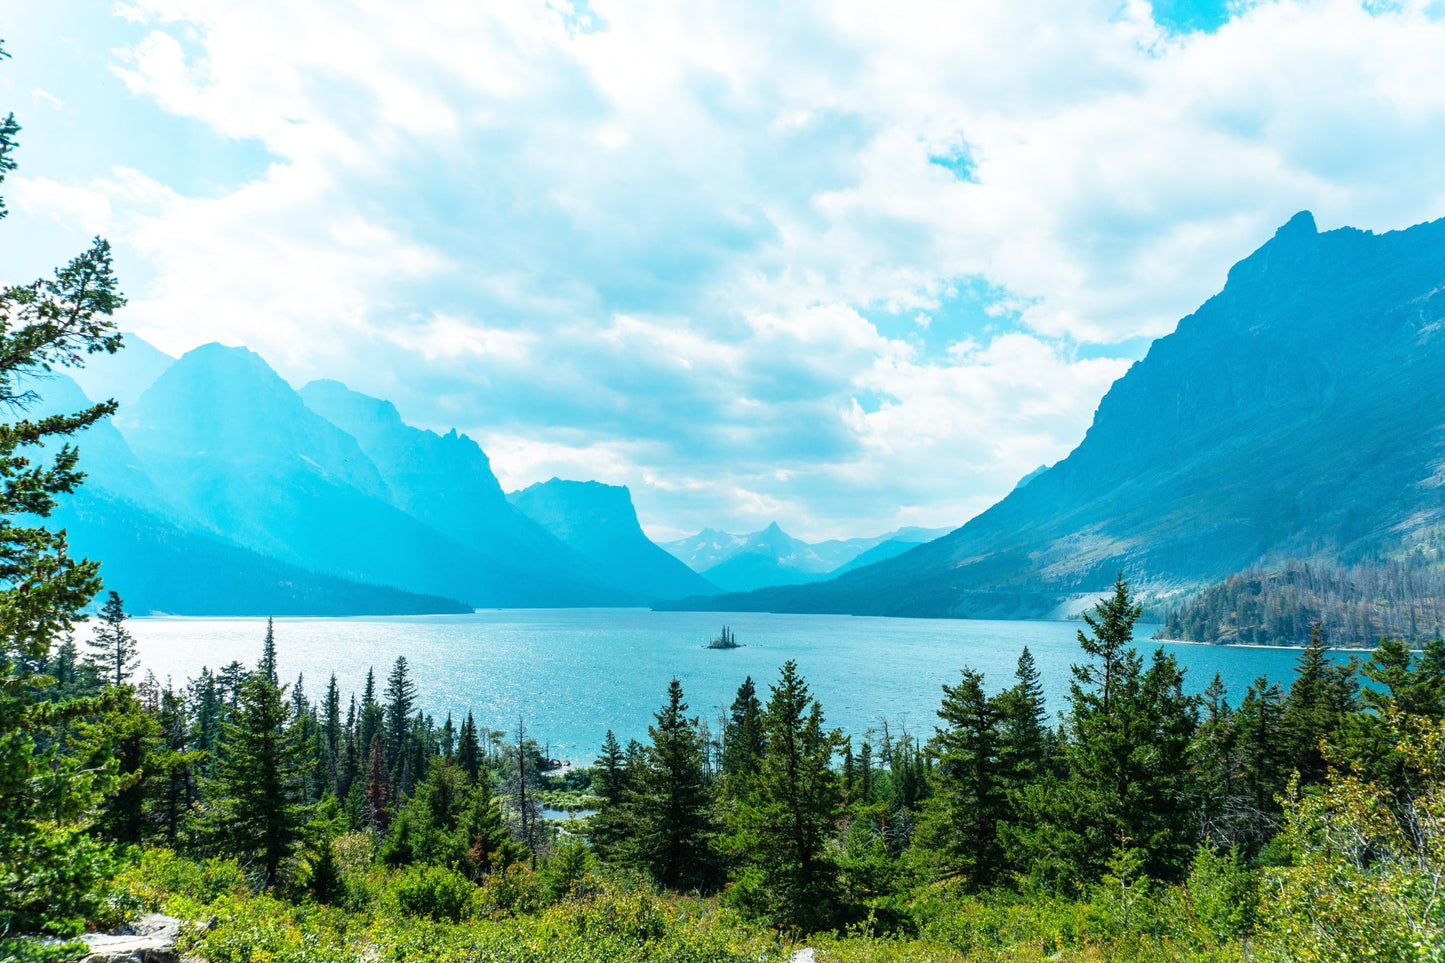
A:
[77,914,183,963]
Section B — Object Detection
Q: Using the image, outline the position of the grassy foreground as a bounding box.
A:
[99,845,1287,963]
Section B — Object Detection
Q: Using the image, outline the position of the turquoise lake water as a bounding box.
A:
[129,608,1319,763]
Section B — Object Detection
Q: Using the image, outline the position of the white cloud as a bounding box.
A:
[13,0,1445,537]
[29,88,65,110]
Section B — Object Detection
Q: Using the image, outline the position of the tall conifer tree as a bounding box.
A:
[84,591,136,688]
[0,49,128,948]
[727,661,841,932]
[258,617,278,685]
[633,679,717,890]
[205,674,309,886]
[917,668,1005,886]
[722,676,765,789]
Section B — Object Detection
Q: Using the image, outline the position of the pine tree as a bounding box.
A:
[587,728,635,864]
[218,661,247,707]
[996,646,1049,789]
[594,729,626,805]
[384,656,416,788]
[1235,676,1289,830]
[149,685,203,844]
[916,668,1005,887]
[205,674,309,887]
[1194,673,1240,844]
[1351,636,1421,795]
[45,637,87,697]
[721,675,765,792]
[1133,648,1199,877]
[320,673,342,794]
[633,678,717,890]
[1360,637,1417,715]
[727,661,842,932]
[189,668,223,778]
[308,836,342,905]
[457,710,481,782]
[91,695,160,845]
[1414,632,1445,717]
[441,712,456,759]
[1284,623,1346,785]
[0,49,128,946]
[382,756,471,866]
[358,667,384,780]
[1074,573,1142,718]
[365,733,390,833]
[84,591,137,688]
[258,617,278,685]
[457,775,521,880]
[1055,576,1146,878]
[1043,576,1199,882]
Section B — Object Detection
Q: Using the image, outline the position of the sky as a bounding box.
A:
[4,0,1445,541]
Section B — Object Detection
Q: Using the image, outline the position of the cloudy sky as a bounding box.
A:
[4,0,1445,541]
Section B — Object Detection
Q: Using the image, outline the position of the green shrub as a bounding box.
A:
[384,864,477,922]
[185,891,353,963]
[540,838,595,901]
[1183,845,1256,942]
[475,863,543,916]
[104,848,248,921]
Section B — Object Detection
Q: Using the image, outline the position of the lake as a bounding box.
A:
[128,607,1318,763]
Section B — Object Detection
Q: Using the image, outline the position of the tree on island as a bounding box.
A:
[707,625,740,649]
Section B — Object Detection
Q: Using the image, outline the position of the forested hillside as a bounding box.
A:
[1160,559,1445,646]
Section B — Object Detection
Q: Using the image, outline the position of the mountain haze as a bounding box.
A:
[36,338,730,613]
[508,479,717,600]
[662,522,951,592]
[299,380,615,596]
[30,371,469,615]
[669,212,1445,618]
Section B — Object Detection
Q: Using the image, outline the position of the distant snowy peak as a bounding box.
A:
[661,521,951,592]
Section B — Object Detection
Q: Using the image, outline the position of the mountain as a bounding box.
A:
[28,372,469,615]
[661,529,752,573]
[69,331,175,407]
[118,344,624,607]
[681,522,843,593]
[667,212,1445,618]
[299,380,614,595]
[508,479,717,600]
[53,488,472,616]
[829,527,953,576]
[662,522,952,592]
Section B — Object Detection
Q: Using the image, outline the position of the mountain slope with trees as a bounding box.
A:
[1160,559,1445,646]
[675,212,1445,619]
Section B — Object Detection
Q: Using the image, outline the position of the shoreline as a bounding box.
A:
[1154,636,1384,653]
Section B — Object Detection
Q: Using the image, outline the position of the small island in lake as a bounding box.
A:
[706,625,741,649]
